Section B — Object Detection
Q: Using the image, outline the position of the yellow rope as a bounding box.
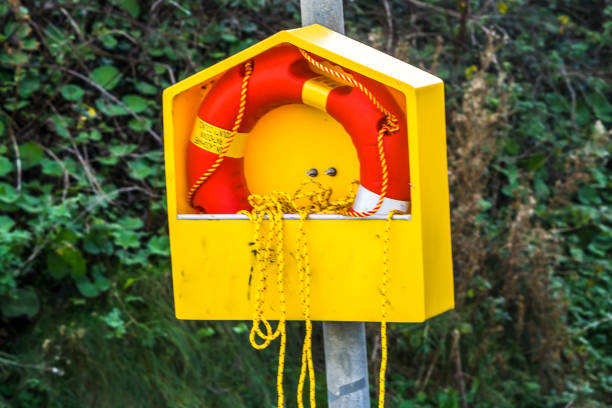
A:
[299,49,400,217]
[296,211,315,408]
[240,180,357,408]
[379,210,400,408]
[187,60,253,205]
[242,205,287,408]
[298,50,398,125]
[189,49,405,408]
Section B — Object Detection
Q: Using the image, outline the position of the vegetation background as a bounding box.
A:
[0,0,610,407]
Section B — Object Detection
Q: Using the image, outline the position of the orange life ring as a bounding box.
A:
[186,44,410,215]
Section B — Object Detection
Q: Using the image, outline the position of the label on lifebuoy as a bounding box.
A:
[302,76,347,111]
[190,118,248,158]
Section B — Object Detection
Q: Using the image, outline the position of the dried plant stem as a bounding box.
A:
[7,123,22,193]
[451,329,468,408]
[382,0,394,53]
[417,347,441,392]
[63,68,162,143]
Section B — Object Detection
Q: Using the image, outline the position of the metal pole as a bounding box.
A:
[301,3,371,407]
[323,322,371,408]
[301,0,345,34]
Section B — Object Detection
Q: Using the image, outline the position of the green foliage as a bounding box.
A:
[0,0,610,407]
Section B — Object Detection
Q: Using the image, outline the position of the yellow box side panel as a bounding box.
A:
[414,83,455,318]
[171,219,426,322]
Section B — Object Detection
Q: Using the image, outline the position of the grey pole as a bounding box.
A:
[322,322,371,408]
[301,0,345,34]
[300,3,371,408]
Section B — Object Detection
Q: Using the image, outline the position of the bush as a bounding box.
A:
[0,1,610,407]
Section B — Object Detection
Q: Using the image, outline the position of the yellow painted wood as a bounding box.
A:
[162,24,454,322]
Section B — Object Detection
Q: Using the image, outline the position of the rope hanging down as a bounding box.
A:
[240,181,357,408]
[379,210,401,408]
[189,52,403,408]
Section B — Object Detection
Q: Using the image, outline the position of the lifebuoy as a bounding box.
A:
[187,44,410,215]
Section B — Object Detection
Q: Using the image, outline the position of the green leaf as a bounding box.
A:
[128,117,152,132]
[119,216,143,230]
[128,158,156,180]
[46,251,71,279]
[0,50,28,64]
[221,33,238,43]
[101,307,126,338]
[4,98,29,111]
[523,154,546,171]
[57,228,78,244]
[1,288,39,318]
[60,84,85,101]
[113,229,141,248]
[84,230,113,255]
[591,92,612,122]
[49,246,86,279]
[108,144,138,156]
[92,271,111,292]
[75,276,99,298]
[504,138,520,155]
[578,186,601,205]
[0,182,19,203]
[197,327,215,338]
[147,235,169,256]
[0,156,14,176]
[478,199,492,211]
[544,93,569,114]
[122,94,148,113]
[0,121,5,137]
[63,247,87,279]
[95,98,128,116]
[50,114,70,138]
[41,158,63,176]
[99,34,118,49]
[0,215,15,232]
[18,142,43,169]
[119,0,140,18]
[123,277,139,289]
[232,322,248,334]
[18,192,40,214]
[90,66,121,90]
[135,81,157,95]
[575,100,591,127]
[18,77,40,98]
[98,156,119,166]
[89,129,102,141]
[22,38,38,50]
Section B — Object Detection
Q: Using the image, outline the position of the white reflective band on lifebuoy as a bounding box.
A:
[352,185,410,215]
